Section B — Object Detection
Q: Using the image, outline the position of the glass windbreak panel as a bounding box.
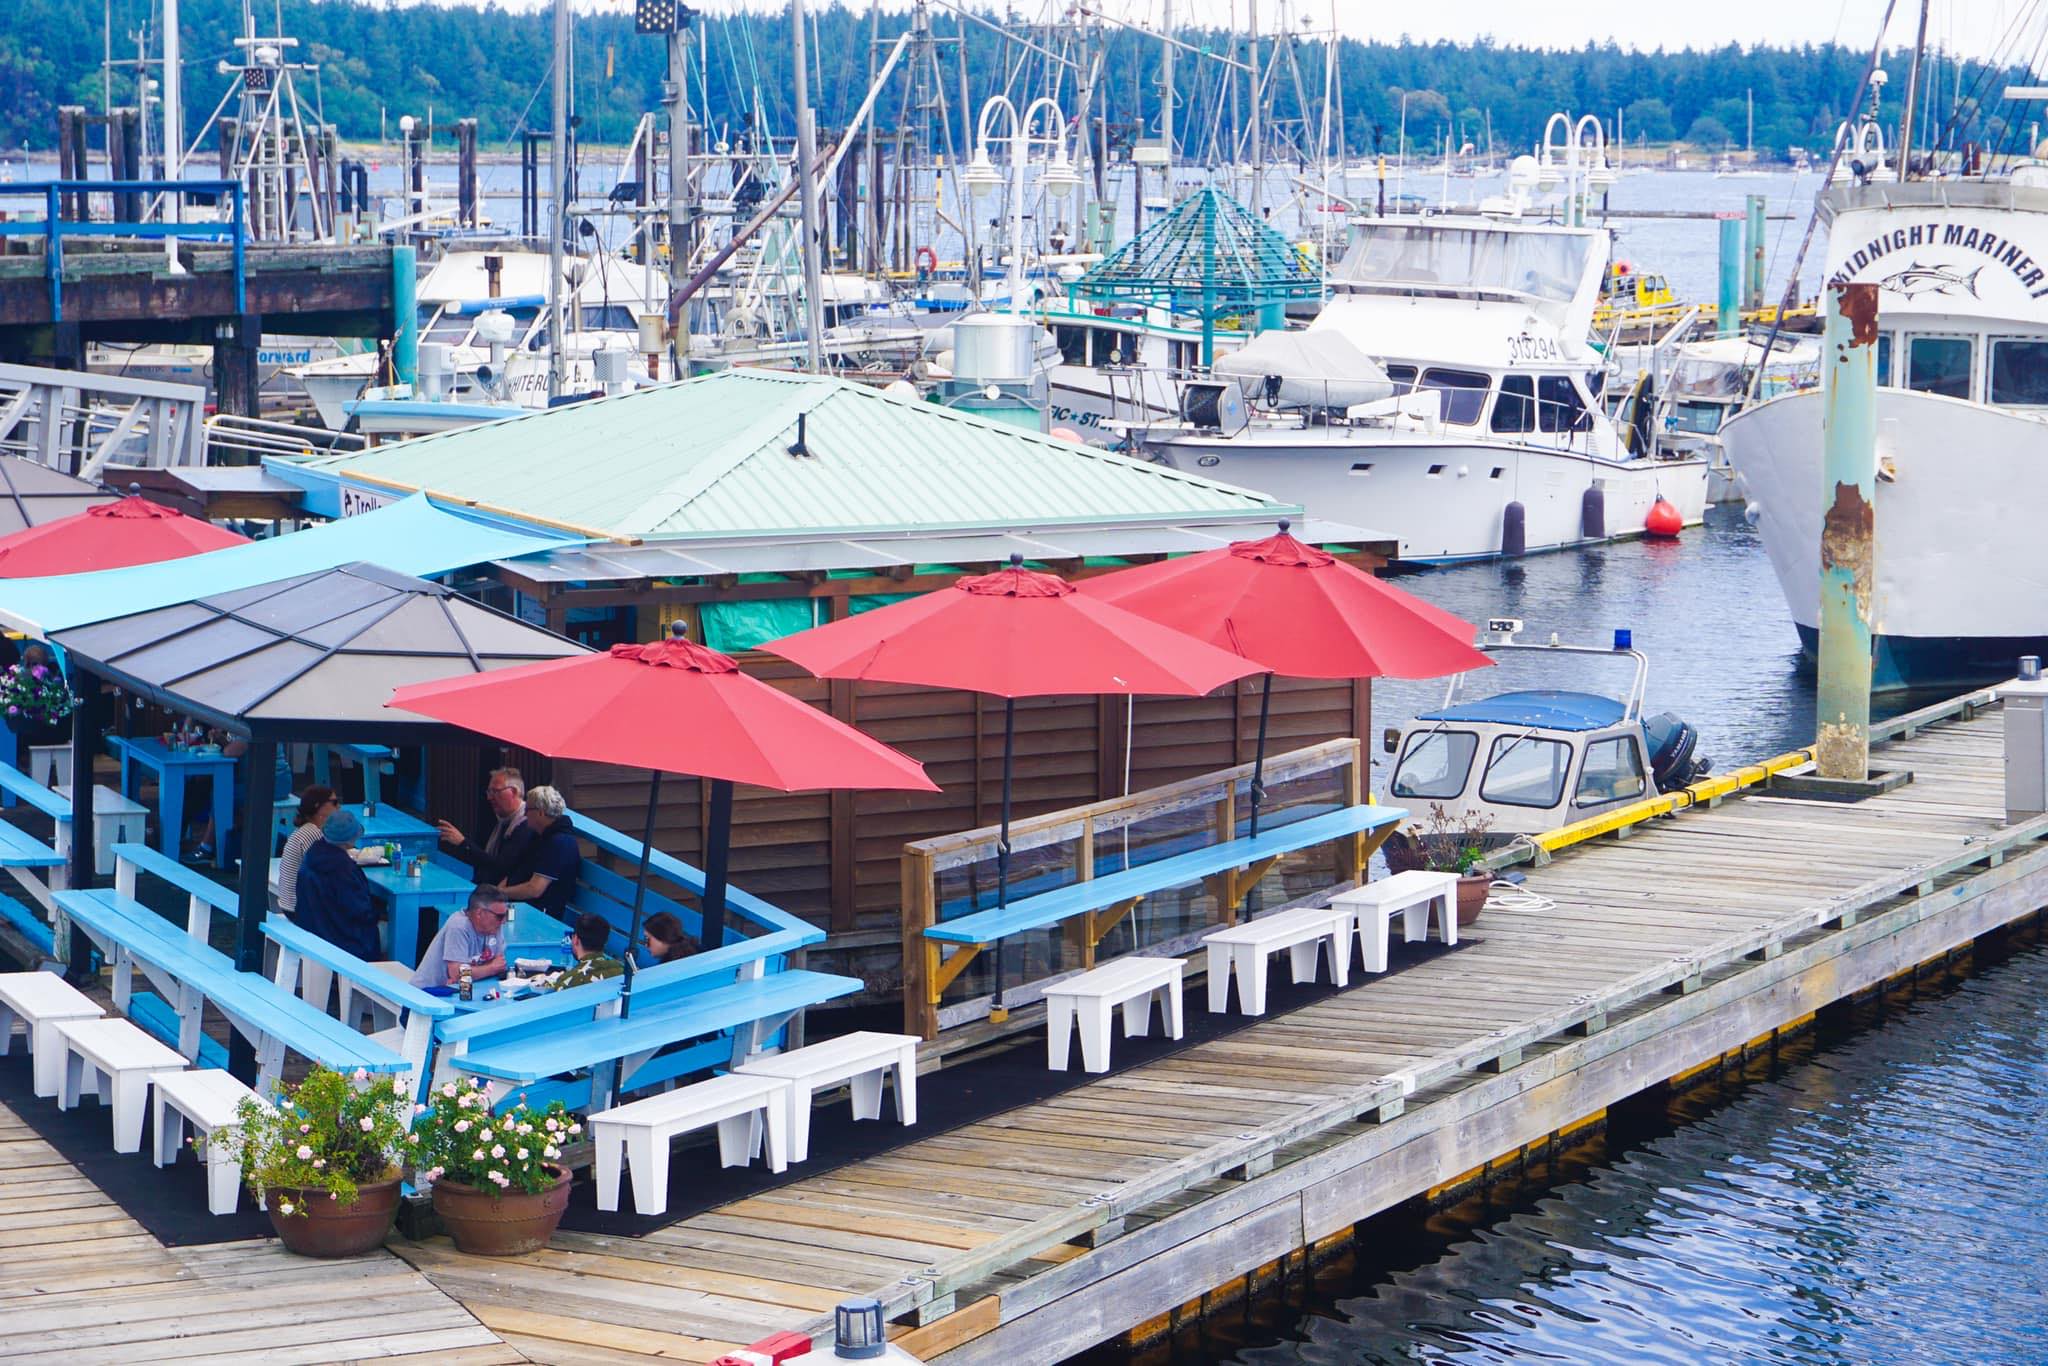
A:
[1421,369,1490,425]
[1392,730,1478,800]
[1384,364,1419,395]
[1479,735,1572,808]
[1669,400,1726,434]
[1335,223,1595,305]
[1537,375,1591,432]
[1491,375,1535,433]
[1574,737,1647,805]
[423,309,473,345]
[1990,338,2048,405]
[1875,333,1892,386]
[1906,335,1972,399]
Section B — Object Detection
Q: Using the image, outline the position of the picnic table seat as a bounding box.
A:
[263,917,457,1100]
[921,803,1407,1008]
[52,843,409,1090]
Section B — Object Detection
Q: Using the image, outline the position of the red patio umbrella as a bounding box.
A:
[765,556,1263,1005]
[1082,520,1491,835]
[0,495,247,578]
[387,628,936,1010]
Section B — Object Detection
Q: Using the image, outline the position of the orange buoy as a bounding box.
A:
[1644,496,1683,538]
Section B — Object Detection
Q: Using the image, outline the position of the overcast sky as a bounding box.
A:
[441,0,2039,63]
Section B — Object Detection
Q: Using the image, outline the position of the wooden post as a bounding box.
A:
[901,846,936,1039]
[457,118,479,228]
[229,739,278,1083]
[210,313,262,421]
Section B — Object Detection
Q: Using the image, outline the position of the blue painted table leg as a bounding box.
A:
[212,765,234,869]
[392,895,419,967]
[158,767,184,860]
[363,762,382,810]
[312,748,332,787]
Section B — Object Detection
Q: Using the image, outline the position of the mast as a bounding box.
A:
[1161,0,1175,176]
[667,19,695,299]
[1247,0,1262,214]
[546,0,569,398]
[791,0,825,372]
[1898,0,1930,176]
[163,0,182,221]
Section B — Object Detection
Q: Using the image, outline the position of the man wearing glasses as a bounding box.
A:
[436,766,536,885]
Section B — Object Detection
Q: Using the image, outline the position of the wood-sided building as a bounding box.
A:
[283,369,1392,984]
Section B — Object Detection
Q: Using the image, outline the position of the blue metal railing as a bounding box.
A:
[0,179,246,323]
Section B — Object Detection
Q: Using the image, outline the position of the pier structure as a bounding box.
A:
[0,180,398,420]
[1,689,2042,1362]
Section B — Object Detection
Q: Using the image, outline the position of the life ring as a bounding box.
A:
[914,245,938,276]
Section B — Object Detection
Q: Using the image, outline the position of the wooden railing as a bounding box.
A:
[899,738,1364,1038]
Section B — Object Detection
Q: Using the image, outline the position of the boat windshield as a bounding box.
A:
[1336,224,1593,305]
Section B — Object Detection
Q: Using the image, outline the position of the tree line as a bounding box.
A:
[2,0,2034,166]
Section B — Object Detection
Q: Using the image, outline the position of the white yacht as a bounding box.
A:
[1721,163,2048,691]
[1138,128,1709,563]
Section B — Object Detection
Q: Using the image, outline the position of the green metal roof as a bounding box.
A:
[1075,188,1324,313]
[310,370,1292,540]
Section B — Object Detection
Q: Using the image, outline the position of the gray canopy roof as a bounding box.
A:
[0,457,115,537]
[52,561,586,741]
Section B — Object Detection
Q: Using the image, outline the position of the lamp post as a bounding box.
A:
[965,96,1073,312]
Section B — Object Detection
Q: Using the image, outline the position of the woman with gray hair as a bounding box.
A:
[499,784,580,921]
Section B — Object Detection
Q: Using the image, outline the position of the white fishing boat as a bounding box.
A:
[1655,333,1821,503]
[1721,162,2048,691]
[1138,120,1709,563]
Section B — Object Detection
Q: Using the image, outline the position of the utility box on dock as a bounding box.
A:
[1999,670,2048,822]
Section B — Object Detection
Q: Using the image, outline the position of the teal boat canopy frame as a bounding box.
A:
[1070,188,1324,367]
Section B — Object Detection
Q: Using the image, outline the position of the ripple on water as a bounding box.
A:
[1113,950,2048,1366]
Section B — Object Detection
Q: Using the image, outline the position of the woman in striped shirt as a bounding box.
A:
[275,785,338,917]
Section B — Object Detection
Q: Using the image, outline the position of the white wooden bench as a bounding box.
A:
[27,744,71,790]
[590,1072,794,1216]
[53,784,148,878]
[1331,870,1460,972]
[1043,956,1186,1073]
[55,1016,188,1153]
[735,1031,919,1164]
[152,1068,266,1215]
[1203,903,1356,1016]
[0,970,103,1099]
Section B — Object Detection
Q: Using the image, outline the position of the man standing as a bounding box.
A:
[436,766,534,885]
[497,784,580,923]
[411,885,511,990]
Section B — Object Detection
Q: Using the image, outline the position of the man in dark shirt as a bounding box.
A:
[436,766,536,885]
[498,784,580,923]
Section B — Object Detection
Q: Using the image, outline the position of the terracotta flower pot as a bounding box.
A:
[1455,873,1490,927]
[265,1175,402,1258]
[432,1164,573,1256]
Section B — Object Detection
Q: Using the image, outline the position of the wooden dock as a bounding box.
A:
[5,693,2044,1364]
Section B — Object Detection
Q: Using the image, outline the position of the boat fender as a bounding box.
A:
[914,245,938,277]
[1644,496,1683,537]
[1580,485,1606,540]
[1501,500,1527,558]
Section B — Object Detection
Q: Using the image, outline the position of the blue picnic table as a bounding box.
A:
[351,804,436,854]
[107,735,236,868]
[362,859,476,967]
[312,743,396,808]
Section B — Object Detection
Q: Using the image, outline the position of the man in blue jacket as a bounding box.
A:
[293,808,382,961]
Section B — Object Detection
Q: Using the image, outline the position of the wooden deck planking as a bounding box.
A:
[7,708,2036,1362]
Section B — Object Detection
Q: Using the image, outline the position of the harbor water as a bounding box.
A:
[1083,515,2044,1366]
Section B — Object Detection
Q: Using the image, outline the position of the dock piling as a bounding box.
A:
[1817,281,1879,780]
[391,244,419,386]
[1717,213,1742,337]
[1745,194,1767,308]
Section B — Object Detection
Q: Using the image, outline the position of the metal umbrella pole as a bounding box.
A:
[620,769,663,1019]
[992,696,1016,1010]
[701,778,734,957]
[1248,672,1273,838]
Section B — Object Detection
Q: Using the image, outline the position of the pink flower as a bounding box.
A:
[453,1119,470,1133]
[358,1116,375,1132]
[352,1068,369,1083]
[567,1123,582,1135]
[441,1082,458,1098]
[544,1145,560,1159]
[516,1148,528,1160]
[478,1128,492,1141]
[490,1144,505,1158]
[295,1144,313,1160]
[277,1199,295,1215]
[312,1157,326,1169]
[413,1103,427,1115]
[472,1147,486,1160]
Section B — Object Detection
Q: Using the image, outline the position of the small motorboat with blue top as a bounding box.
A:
[1384,620,1708,867]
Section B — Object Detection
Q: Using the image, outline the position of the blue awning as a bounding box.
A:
[0,494,583,637]
[1420,690,1630,733]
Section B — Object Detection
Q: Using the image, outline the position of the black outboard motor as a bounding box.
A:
[1642,711,1710,790]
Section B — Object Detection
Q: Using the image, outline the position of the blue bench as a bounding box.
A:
[920,804,1408,1008]
[433,933,837,1113]
[263,916,456,1101]
[53,843,408,1090]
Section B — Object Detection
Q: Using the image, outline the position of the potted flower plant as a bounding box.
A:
[217,1067,412,1257]
[1,651,77,750]
[412,1076,578,1256]
[1409,803,1495,927]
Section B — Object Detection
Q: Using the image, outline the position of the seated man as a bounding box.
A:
[435,766,535,886]
[497,785,580,924]
[539,913,624,993]
[411,885,510,990]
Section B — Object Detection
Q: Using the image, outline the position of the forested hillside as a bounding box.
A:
[1,0,2030,162]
